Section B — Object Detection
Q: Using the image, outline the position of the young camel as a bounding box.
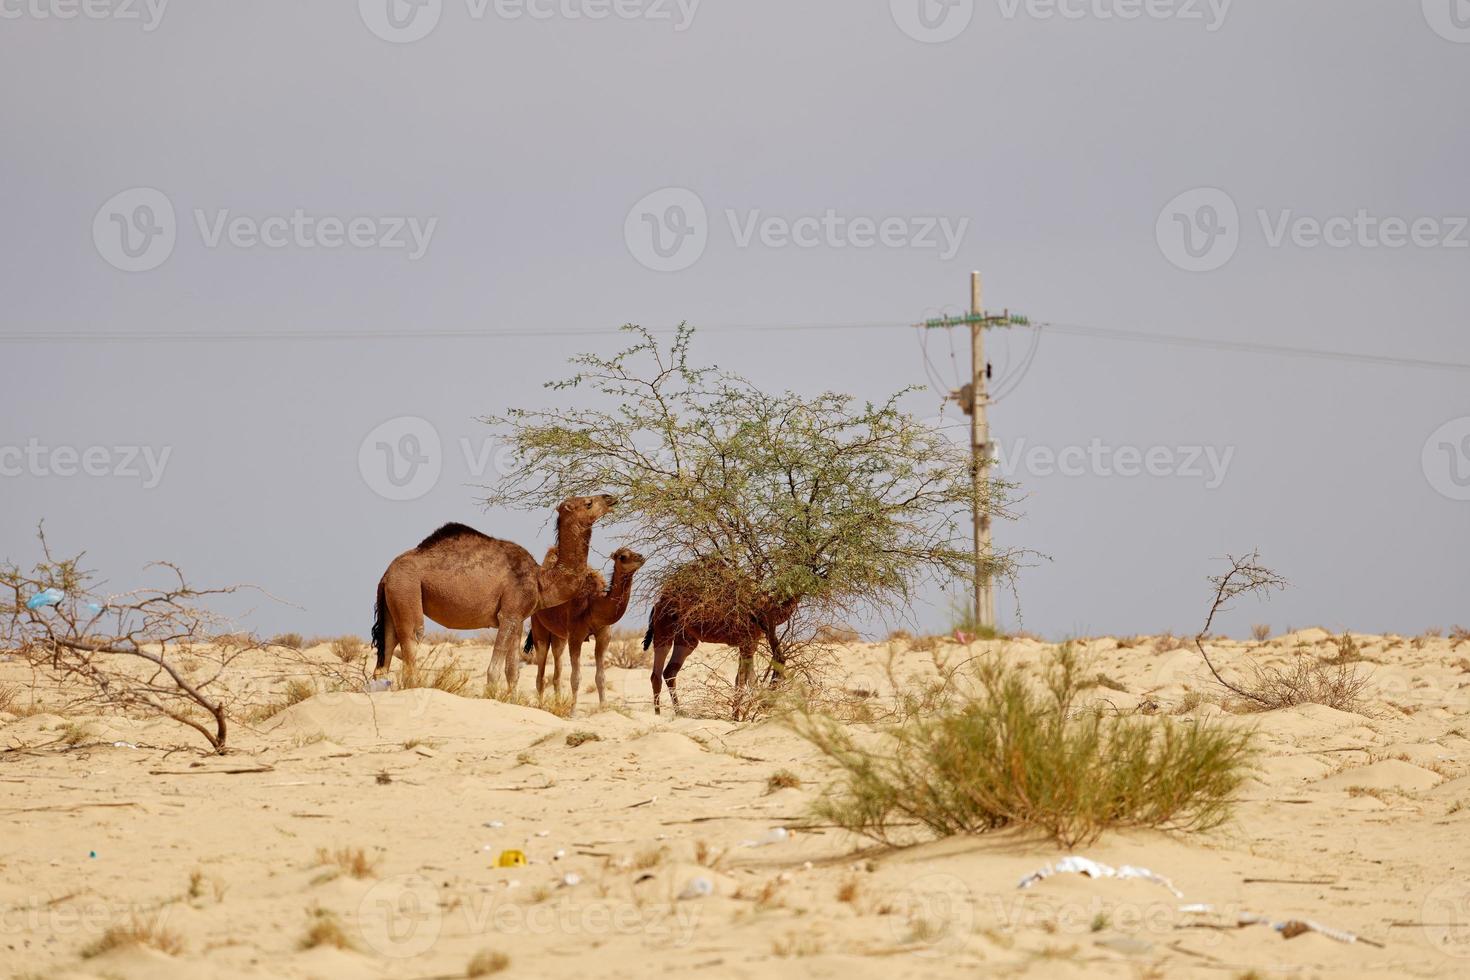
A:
[641,564,799,716]
[524,547,646,710]
[371,494,616,690]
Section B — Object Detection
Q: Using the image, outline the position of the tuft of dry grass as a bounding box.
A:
[398,648,472,696]
[248,678,316,722]
[1093,673,1128,693]
[313,846,379,880]
[766,769,802,794]
[467,949,511,976]
[1250,624,1272,642]
[793,645,1253,847]
[300,907,355,950]
[565,730,601,747]
[269,632,304,650]
[330,635,368,663]
[81,915,184,959]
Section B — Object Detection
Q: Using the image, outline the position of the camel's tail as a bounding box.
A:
[371,580,388,670]
[643,608,655,650]
[523,629,535,655]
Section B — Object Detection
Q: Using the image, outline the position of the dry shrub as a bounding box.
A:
[247,678,316,722]
[0,682,17,714]
[300,908,355,950]
[330,635,367,663]
[397,647,471,696]
[422,630,460,647]
[81,915,183,958]
[1153,633,1188,653]
[566,730,601,747]
[1238,655,1370,713]
[313,846,379,880]
[1251,624,1271,642]
[792,645,1253,847]
[766,769,802,793]
[604,629,651,670]
[467,949,511,976]
[1322,632,1364,666]
[1451,625,1470,648]
[269,632,304,650]
[886,629,913,643]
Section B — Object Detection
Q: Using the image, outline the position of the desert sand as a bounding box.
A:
[3,630,1469,978]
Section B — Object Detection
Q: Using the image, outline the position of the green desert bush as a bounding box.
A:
[791,645,1253,847]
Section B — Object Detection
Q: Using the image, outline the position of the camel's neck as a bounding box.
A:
[591,570,636,624]
[553,513,592,568]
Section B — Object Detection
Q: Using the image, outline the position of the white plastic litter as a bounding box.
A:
[365,679,392,693]
[1017,856,1184,898]
[678,876,714,900]
[1178,903,1214,914]
[553,849,567,861]
[740,828,791,848]
[535,830,551,838]
[559,872,582,888]
[483,820,504,829]
[111,741,138,749]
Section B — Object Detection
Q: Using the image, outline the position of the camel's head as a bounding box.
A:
[611,547,646,575]
[558,494,618,525]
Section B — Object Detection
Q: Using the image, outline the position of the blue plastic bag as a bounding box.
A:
[26,588,64,611]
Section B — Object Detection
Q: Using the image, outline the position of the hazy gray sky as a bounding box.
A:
[3,1,1467,640]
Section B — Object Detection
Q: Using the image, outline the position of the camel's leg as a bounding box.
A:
[567,634,585,708]
[533,625,551,698]
[383,584,424,678]
[651,639,673,715]
[593,628,609,707]
[375,618,398,677]
[550,636,567,699]
[664,641,697,716]
[493,609,529,692]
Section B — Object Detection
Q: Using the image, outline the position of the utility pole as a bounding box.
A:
[919,275,1029,635]
[969,272,994,633]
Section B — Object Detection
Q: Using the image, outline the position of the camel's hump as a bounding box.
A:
[415,522,494,550]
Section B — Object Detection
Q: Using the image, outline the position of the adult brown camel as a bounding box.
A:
[371,494,617,689]
[641,564,799,716]
[524,547,646,710]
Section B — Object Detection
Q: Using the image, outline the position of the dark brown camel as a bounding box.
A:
[525,547,646,710]
[641,563,799,715]
[371,495,616,690]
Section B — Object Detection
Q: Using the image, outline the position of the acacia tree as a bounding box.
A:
[484,325,1013,669]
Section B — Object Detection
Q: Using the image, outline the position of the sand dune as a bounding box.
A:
[4,631,1469,977]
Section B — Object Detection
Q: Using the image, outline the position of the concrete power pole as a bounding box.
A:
[970,271,996,633]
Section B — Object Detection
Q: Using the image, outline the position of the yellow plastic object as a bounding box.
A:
[497,849,528,868]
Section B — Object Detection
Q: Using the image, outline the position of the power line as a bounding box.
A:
[3,319,1469,374]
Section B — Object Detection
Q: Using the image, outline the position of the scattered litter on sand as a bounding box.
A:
[1017,856,1184,898]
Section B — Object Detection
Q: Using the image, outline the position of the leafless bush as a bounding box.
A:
[1250,624,1271,642]
[1194,553,1369,713]
[269,632,304,650]
[604,629,651,670]
[2,528,259,752]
